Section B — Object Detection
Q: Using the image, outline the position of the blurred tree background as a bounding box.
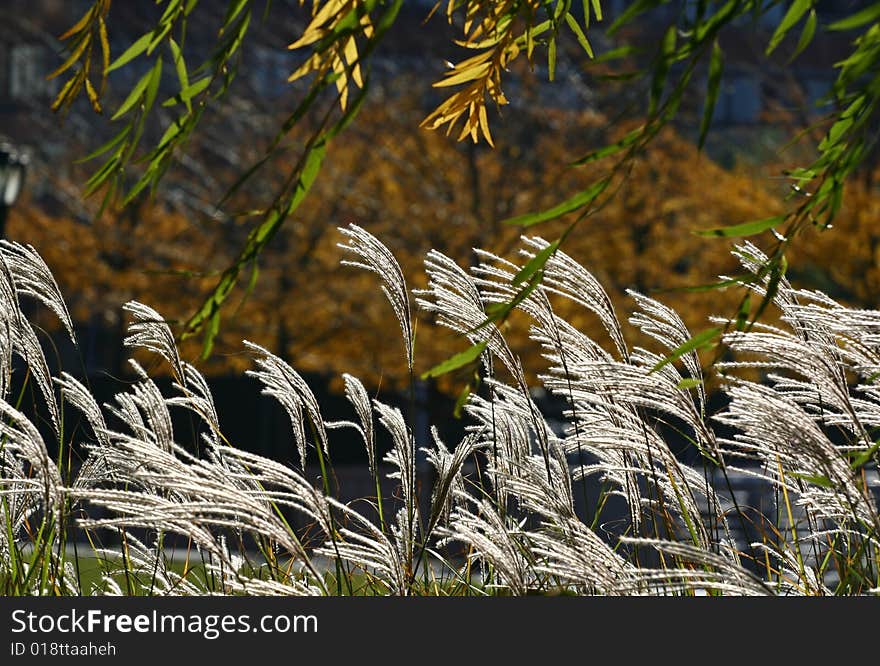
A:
[1,0,879,399]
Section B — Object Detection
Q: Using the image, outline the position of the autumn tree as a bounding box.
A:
[11,80,845,396]
[26,0,880,382]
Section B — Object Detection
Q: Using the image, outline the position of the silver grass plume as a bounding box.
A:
[166,361,222,447]
[55,371,112,491]
[415,248,519,377]
[615,538,771,596]
[521,236,629,360]
[464,378,558,510]
[105,359,176,454]
[439,492,536,595]
[12,309,62,438]
[56,372,109,448]
[0,399,63,523]
[468,245,595,484]
[731,242,799,317]
[339,373,376,477]
[713,381,878,530]
[0,240,74,341]
[244,340,328,470]
[338,224,414,370]
[752,542,832,596]
[205,535,323,596]
[629,290,709,416]
[507,450,630,593]
[316,497,408,595]
[423,428,480,531]
[4,232,880,596]
[0,248,63,438]
[0,255,19,397]
[72,440,331,589]
[373,399,418,563]
[122,301,185,385]
[715,253,880,532]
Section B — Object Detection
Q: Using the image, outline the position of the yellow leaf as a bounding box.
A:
[50,73,80,113]
[98,15,110,95]
[478,103,493,147]
[47,34,90,80]
[433,62,491,88]
[342,36,362,88]
[85,76,102,114]
[58,7,94,42]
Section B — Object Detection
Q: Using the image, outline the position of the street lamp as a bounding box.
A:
[0,143,28,237]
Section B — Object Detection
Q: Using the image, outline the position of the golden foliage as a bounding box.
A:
[421,0,599,146]
[16,94,840,392]
[284,1,601,144]
[48,0,111,115]
[287,0,375,110]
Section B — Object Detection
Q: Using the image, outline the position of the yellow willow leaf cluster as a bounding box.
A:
[420,0,554,146]
[48,0,111,115]
[288,0,375,110]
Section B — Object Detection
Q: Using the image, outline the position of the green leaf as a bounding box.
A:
[74,127,130,163]
[201,309,221,361]
[421,340,489,379]
[110,67,153,120]
[828,2,880,31]
[850,439,880,470]
[168,38,191,112]
[548,36,557,81]
[375,0,404,33]
[698,40,723,150]
[107,32,152,72]
[735,292,751,332]
[154,114,187,154]
[284,142,327,216]
[651,327,721,373]
[232,259,261,319]
[453,381,473,419]
[694,0,741,44]
[82,148,123,197]
[789,8,817,62]
[503,178,609,227]
[676,378,704,390]
[695,215,786,238]
[649,25,677,116]
[143,58,164,111]
[147,20,174,56]
[789,472,833,489]
[592,45,639,64]
[479,278,542,329]
[122,167,156,206]
[572,128,642,166]
[820,115,855,152]
[750,254,788,324]
[671,274,762,293]
[513,239,560,286]
[221,0,251,33]
[766,0,811,55]
[162,77,211,107]
[565,13,594,57]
